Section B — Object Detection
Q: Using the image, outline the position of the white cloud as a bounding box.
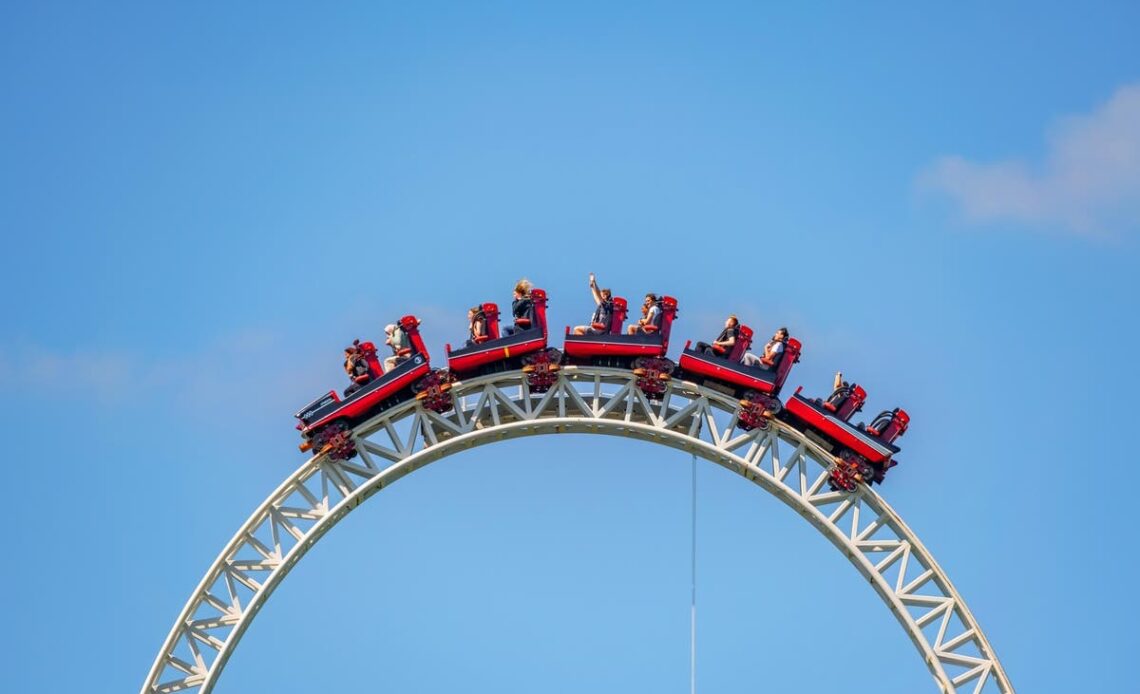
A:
[4,349,138,402]
[918,83,1140,235]
[0,329,310,409]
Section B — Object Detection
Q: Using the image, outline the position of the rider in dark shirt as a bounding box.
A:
[502,279,534,337]
[695,314,739,358]
[343,344,372,397]
[826,370,851,407]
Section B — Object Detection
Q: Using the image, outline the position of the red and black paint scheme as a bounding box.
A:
[291,275,913,490]
[677,326,803,430]
[782,384,910,491]
[295,315,432,460]
[445,289,561,391]
[561,295,629,347]
[562,296,678,361]
[563,296,679,398]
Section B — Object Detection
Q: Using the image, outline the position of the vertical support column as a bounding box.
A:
[690,452,697,694]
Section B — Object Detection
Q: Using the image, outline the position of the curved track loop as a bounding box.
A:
[142,366,1013,694]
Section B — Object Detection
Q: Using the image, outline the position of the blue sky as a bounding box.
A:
[2,2,1139,692]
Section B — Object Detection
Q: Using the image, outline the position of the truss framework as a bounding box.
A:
[141,366,1014,694]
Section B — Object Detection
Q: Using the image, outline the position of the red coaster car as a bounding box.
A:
[782,383,910,490]
[678,326,802,430]
[444,289,559,390]
[295,315,432,460]
[563,296,679,398]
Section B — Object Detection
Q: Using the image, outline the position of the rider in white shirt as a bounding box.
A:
[628,293,662,334]
[743,327,788,369]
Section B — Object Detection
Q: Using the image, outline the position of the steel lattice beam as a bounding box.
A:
[141,366,1015,694]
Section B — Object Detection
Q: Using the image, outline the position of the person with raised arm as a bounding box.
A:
[573,273,614,335]
[826,370,851,407]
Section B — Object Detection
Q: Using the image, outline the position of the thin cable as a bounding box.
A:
[690,452,697,694]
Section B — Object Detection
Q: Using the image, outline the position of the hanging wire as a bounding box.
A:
[690,452,697,694]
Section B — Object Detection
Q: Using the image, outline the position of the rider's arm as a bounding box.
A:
[590,278,602,305]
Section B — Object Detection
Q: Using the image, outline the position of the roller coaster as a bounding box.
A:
[295,286,907,493]
[142,280,1015,694]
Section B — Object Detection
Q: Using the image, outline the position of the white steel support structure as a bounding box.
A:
[141,366,1015,694]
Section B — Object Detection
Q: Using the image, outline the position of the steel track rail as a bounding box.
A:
[141,366,1014,694]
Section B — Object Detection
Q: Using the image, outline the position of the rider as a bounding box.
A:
[627,293,661,335]
[826,370,851,408]
[383,323,408,372]
[502,279,534,337]
[465,306,487,346]
[343,342,372,396]
[695,314,739,357]
[573,273,614,335]
[742,327,788,369]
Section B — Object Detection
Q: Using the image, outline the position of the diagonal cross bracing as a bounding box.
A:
[141,365,1014,694]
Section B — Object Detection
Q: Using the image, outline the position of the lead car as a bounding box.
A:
[294,315,432,461]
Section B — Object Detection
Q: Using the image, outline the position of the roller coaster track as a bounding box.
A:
[141,366,1014,694]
